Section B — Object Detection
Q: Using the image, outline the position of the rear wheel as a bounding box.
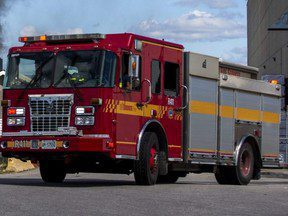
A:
[134,132,159,185]
[215,142,254,185]
[236,142,254,185]
[40,160,66,183]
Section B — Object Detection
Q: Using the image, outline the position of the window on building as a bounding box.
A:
[164,62,179,97]
[151,60,161,94]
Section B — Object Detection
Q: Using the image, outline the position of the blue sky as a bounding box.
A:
[1,0,247,65]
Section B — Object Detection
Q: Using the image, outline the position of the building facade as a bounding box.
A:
[247,0,288,77]
[248,1,288,165]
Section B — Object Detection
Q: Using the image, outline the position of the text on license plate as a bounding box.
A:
[8,140,58,149]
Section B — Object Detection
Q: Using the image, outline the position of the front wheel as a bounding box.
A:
[134,132,159,185]
[40,160,66,183]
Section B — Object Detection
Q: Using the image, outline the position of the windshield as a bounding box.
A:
[54,50,117,88]
[5,52,54,89]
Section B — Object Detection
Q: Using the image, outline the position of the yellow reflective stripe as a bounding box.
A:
[219,150,234,154]
[235,107,261,122]
[103,99,174,120]
[220,105,234,118]
[103,99,279,124]
[189,148,215,153]
[262,111,280,124]
[116,101,143,116]
[142,41,183,51]
[168,145,182,148]
[189,100,280,124]
[189,100,217,115]
[116,141,136,145]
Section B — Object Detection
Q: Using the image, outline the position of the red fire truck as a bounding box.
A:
[0,33,281,185]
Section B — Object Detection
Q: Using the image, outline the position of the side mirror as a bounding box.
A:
[129,55,140,78]
[0,70,5,86]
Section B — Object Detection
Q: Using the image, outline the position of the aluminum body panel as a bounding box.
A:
[261,95,281,157]
[220,74,281,96]
[189,76,217,155]
[235,91,260,110]
[185,52,219,80]
[219,88,235,155]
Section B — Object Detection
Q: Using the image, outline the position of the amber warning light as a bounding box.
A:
[270,80,278,85]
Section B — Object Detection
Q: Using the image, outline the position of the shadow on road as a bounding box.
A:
[0,178,137,187]
[0,176,286,187]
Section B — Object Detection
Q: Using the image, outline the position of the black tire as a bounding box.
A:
[134,132,159,185]
[215,142,254,185]
[40,160,66,183]
[235,142,254,185]
[215,166,238,185]
[157,172,179,184]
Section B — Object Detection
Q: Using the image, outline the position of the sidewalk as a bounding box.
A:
[261,168,288,178]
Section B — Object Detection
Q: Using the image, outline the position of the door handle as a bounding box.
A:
[137,79,152,107]
[176,84,189,111]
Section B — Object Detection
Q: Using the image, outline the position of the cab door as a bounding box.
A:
[114,52,143,157]
[162,61,183,159]
[145,45,183,159]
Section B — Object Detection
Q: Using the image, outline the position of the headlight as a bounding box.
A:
[7,107,25,116]
[7,117,25,126]
[75,116,94,126]
[75,106,94,115]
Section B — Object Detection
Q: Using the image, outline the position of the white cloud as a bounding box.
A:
[131,10,246,43]
[20,25,38,36]
[20,26,84,36]
[221,47,247,65]
[175,0,237,9]
[65,28,84,34]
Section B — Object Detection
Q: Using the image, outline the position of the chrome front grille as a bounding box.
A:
[29,94,73,132]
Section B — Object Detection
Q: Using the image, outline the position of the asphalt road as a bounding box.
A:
[0,170,287,216]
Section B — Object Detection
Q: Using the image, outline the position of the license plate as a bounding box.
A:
[31,140,39,149]
[41,140,56,149]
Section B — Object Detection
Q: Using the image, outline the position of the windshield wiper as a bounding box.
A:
[67,74,83,101]
[17,53,54,101]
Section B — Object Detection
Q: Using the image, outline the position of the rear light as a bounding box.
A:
[7,107,25,116]
[75,106,94,115]
[7,117,25,126]
[106,141,115,149]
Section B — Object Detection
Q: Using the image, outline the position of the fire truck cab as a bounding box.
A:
[0,33,281,185]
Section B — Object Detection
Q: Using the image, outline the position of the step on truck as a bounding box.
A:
[0,33,281,185]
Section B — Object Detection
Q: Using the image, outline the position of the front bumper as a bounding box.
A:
[0,134,113,155]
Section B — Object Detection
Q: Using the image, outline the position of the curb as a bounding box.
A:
[261,169,288,179]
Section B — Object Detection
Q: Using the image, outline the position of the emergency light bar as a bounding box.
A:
[19,33,106,43]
